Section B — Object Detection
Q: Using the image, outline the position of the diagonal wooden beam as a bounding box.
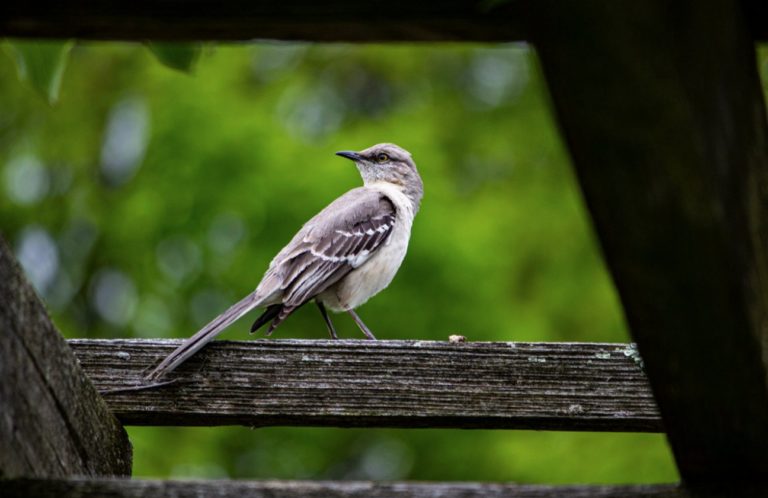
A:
[533,0,768,488]
[0,235,132,478]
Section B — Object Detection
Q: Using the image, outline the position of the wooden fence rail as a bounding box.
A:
[1,0,767,41]
[70,338,660,432]
[1,477,685,498]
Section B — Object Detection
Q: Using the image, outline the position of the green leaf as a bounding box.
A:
[147,43,203,73]
[6,39,74,104]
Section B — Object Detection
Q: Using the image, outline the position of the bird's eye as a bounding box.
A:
[376,153,390,163]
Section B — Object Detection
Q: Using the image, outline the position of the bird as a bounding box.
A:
[147,143,423,380]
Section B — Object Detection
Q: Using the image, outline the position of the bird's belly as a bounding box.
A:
[320,223,410,312]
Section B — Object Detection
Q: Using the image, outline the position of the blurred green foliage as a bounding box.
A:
[4,39,74,104]
[0,42,678,483]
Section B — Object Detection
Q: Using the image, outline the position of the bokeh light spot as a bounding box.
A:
[100,96,150,186]
[156,235,203,285]
[3,154,50,205]
[15,225,59,295]
[89,268,139,327]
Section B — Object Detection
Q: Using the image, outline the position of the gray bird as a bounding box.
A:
[147,143,423,379]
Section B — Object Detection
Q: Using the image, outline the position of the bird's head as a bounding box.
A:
[336,143,423,212]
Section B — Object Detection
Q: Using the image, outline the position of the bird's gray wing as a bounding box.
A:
[261,188,397,326]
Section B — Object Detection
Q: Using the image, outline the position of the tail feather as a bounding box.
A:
[250,304,282,333]
[267,305,299,336]
[147,291,262,380]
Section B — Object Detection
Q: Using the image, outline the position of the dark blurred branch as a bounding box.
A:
[70,338,660,431]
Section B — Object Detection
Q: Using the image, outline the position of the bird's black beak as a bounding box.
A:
[336,150,362,161]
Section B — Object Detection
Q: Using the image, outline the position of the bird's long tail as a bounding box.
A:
[146,291,263,380]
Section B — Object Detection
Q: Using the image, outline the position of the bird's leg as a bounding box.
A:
[316,301,339,339]
[347,309,377,340]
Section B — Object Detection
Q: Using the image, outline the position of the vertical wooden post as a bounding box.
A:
[0,235,132,478]
[533,0,768,489]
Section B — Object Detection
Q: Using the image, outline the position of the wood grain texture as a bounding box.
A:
[0,1,766,42]
[0,477,686,498]
[0,236,132,478]
[0,1,530,41]
[69,338,660,431]
[532,0,768,486]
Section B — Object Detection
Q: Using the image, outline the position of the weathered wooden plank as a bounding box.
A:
[0,477,686,498]
[0,1,529,41]
[69,338,660,431]
[532,0,768,486]
[0,236,132,478]
[1,1,766,42]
